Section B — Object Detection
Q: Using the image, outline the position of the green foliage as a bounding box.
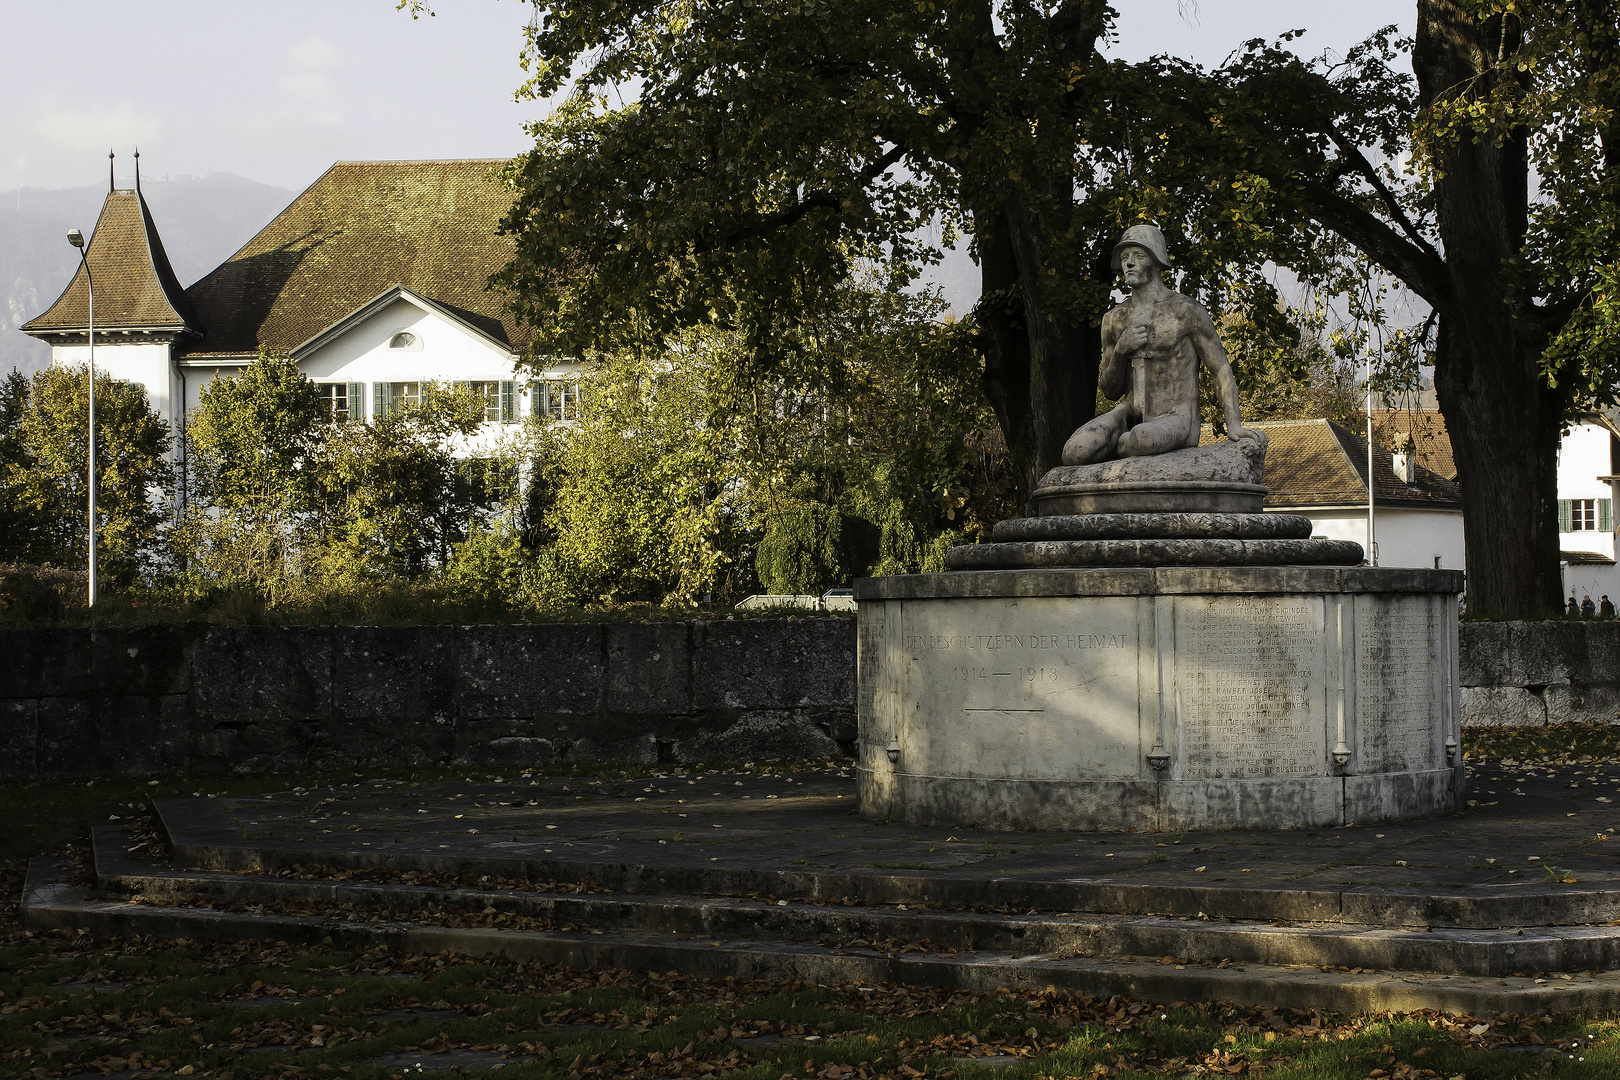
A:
[312,381,488,579]
[492,0,1338,487]
[168,371,509,604]
[1204,305,1363,429]
[525,346,749,607]
[525,273,1008,607]
[444,523,529,605]
[0,564,69,623]
[0,365,171,583]
[0,370,33,558]
[185,347,326,518]
[755,500,848,596]
[1201,6,1620,615]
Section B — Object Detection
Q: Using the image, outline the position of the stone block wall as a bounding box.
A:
[0,619,855,778]
[5,616,1609,777]
[1459,620,1620,727]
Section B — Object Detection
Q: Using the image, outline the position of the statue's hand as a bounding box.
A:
[1118,324,1150,355]
[1227,424,1268,448]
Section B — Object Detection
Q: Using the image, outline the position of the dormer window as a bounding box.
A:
[389,332,418,349]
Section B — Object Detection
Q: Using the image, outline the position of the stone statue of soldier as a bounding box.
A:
[1062,224,1264,465]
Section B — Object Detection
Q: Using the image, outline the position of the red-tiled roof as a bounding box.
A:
[1369,409,1456,480]
[178,160,530,360]
[1201,419,1462,510]
[21,189,200,336]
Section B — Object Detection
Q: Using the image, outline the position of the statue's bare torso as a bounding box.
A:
[1062,235,1260,466]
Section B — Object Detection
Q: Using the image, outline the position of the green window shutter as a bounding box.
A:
[500,380,515,423]
[373,382,387,420]
[348,382,365,422]
[1602,499,1613,532]
[1559,499,1572,532]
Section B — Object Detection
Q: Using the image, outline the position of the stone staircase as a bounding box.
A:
[20,787,1620,1016]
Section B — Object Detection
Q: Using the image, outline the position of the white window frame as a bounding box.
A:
[533,379,581,421]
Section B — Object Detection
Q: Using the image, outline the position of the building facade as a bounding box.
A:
[22,159,577,473]
[1362,407,1620,604]
[1555,414,1620,605]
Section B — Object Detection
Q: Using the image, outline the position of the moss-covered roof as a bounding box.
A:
[22,189,201,336]
[1201,418,1461,510]
[1370,409,1456,480]
[178,160,530,360]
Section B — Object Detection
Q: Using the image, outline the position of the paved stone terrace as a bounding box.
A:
[193,760,1620,918]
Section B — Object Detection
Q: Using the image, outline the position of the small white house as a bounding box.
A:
[1556,413,1620,605]
[1363,408,1620,604]
[1205,419,1467,571]
[22,159,579,476]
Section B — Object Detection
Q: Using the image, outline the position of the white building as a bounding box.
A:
[22,159,579,476]
[1359,408,1620,606]
[1205,419,1467,571]
[1556,413,1620,606]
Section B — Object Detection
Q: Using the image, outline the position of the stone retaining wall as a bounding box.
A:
[2,617,1608,778]
[1460,621,1620,727]
[0,620,856,778]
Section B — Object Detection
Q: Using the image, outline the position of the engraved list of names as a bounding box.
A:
[1176,596,1326,779]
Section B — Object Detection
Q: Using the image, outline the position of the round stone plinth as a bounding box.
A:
[853,566,1466,832]
[1032,479,1266,515]
[993,513,1315,542]
[945,537,1364,570]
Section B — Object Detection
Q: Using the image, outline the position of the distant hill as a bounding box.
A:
[2,174,295,375]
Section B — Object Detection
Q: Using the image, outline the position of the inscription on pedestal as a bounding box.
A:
[1175,596,1326,779]
[1356,596,1440,772]
[901,598,1141,780]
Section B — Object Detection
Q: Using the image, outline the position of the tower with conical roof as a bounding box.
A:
[21,151,203,436]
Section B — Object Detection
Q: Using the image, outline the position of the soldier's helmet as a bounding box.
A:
[1110,224,1172,272]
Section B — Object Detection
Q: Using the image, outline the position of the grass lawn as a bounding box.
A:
[3,737,1618,1080]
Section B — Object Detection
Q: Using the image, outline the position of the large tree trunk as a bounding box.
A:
[1417,0,1564,617]
[972,202,1094,505]
[1003,195,1091,498]
[974,206,1034,495]
[954,0,1101,504]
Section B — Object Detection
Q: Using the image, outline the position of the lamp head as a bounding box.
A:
[67,228,85,249]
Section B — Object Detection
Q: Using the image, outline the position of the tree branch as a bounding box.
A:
[1297,179,1453,313]
[1326,128,1442,264]
[694,143,909,252]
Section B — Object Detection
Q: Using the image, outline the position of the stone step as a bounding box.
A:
[23,855,1620,1017]
[91,828,1620,978]
[155,798,1620,932]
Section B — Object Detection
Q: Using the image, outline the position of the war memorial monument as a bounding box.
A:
[855,226,1466,832]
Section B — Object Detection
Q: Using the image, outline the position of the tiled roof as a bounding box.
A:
[21,189,201,335]
[1563,550,1615,566]
[1369,409,1455,480]
[1200,418,1462,510]
[179,160,530,359]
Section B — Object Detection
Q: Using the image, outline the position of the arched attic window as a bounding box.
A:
[389,331,420,350]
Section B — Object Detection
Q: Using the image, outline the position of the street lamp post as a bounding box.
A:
[67,227,96,607]
[1365,366,1376,568]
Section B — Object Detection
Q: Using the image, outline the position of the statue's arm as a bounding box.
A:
[1190,308,1261,443]
[1098,317,1128,401]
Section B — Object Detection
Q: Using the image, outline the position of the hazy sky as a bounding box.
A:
[4,1,1417,195]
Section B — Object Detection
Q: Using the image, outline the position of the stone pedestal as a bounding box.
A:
[1035,438,1268,514]
[854,567,1466,832]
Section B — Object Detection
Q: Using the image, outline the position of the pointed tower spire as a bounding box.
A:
[134,148,141,193]
[108,149,115,192]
